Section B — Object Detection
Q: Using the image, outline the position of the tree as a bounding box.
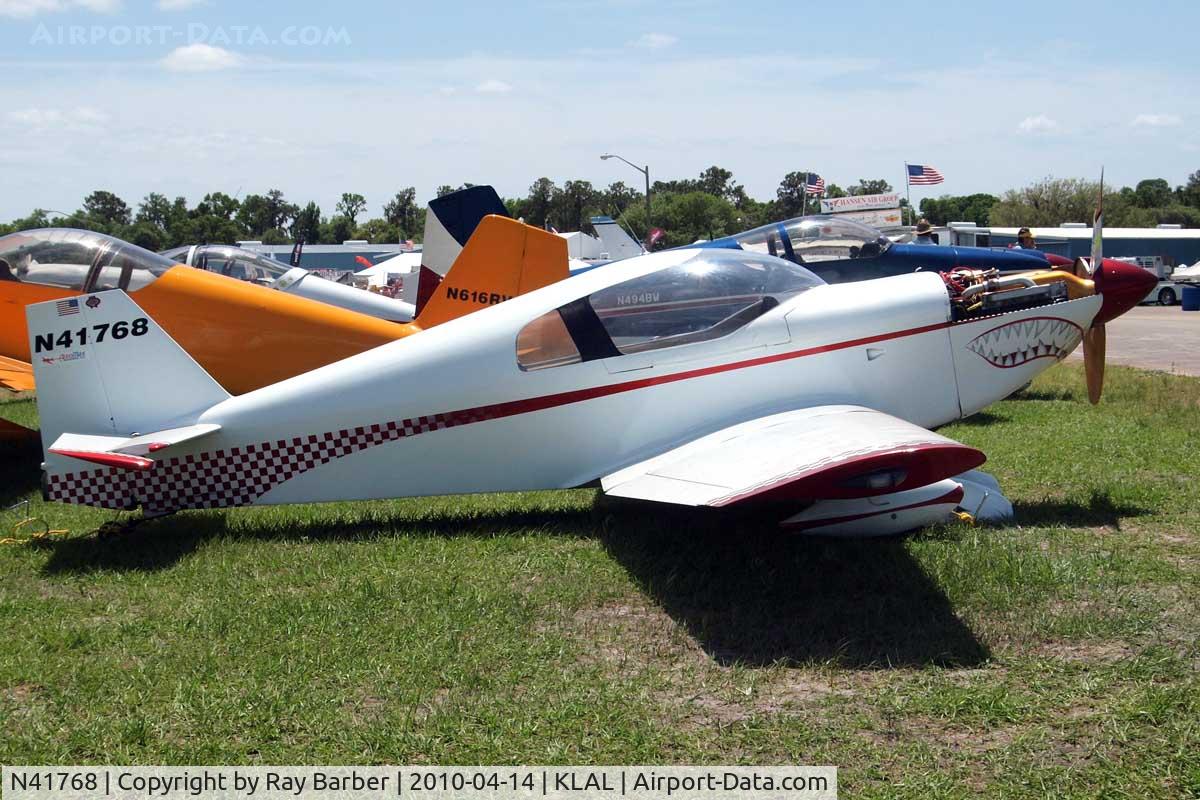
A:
[847,179,893,196]
[336,192,367,224]
[163,196,192,247]
[523,178,557,228]
[1134,178,1171,209]
[988,177,1151,227]
[355,218,400,244]
[260,227,290,245]
[185,213,245,245]
[125,222,164,251]
[194,191,240,220]
[621,191,740,249]
[82,190,131,227]
[551,179,601,232]
[776,170,820,218]
[135,192,173,231]
[266,189,298,231]
[602,181,641,217]
[236,195,273,236]
[321,215,356,244]
[382,188,418,238]
[919,193,1000,226]
[292,202,321,244]
[435,185,454,198]
[1178,169,1200,208]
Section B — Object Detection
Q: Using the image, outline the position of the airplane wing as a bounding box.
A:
[601,405,985,507]
[0,355,35,392]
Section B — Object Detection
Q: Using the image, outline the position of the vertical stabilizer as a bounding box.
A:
[414,216,567,329]
[591,215,646,261]
[422,185,509,278]
[27,291,229,452]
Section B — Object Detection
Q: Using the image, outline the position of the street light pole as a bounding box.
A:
[600,153,651,247]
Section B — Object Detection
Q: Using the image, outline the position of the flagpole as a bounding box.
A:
[801,172,809,216]
[904,162,912,225]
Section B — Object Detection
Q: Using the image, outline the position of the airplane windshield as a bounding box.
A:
[732,215,892,264]
[0,228,179,292]
[161,245,291,285]
[202,246,288,284]
[518,250,823,370]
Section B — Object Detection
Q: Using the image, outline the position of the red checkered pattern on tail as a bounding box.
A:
[46,409,475,514]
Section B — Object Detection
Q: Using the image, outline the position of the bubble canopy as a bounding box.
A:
[0,228,181,292]
[730,215,893,264]
[160,244,291,284]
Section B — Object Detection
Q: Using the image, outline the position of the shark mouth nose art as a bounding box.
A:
[967,317,1083,369]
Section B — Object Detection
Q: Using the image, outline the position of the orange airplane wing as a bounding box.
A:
[1,220,569,397]
[0,355,35,392]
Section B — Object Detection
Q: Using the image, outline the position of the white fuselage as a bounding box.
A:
[128,253,1098,511]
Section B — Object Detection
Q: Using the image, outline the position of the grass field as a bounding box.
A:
[1,363,1197,798]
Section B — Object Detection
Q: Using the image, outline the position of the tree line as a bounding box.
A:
[3,168,1198,253]
[918,172,1200,229]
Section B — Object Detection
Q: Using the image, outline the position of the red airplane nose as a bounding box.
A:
[1093,258,1157,325]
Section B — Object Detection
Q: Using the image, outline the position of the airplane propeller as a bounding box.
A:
[1078,170,1107,405]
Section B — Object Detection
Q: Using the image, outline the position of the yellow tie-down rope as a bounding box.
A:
[1,501,69,546]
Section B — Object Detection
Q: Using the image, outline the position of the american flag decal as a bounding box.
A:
[56,298,80,316]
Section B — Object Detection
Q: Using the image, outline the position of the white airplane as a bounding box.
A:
[27,231,1152,535]
[161,242,418,323]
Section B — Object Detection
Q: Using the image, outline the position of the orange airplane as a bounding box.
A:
[0,216,566,402]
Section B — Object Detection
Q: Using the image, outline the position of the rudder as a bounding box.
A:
[414,216,568,329]
[28,291,229,453]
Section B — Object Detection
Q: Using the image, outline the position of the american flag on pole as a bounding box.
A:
[907,164,944,186]
[56,298,80,317]
[805,174,826,195]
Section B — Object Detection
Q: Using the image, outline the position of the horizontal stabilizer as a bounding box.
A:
[49,423,222,471]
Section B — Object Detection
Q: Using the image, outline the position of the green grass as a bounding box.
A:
[1,363,1197,798]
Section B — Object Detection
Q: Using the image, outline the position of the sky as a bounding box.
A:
[0,0,1196,221]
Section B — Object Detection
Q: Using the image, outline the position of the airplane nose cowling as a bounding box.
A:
[1093,258,1157,325]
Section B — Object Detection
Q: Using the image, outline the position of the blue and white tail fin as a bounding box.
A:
[416,185,510,315]
[422,185,509,277]
[591,215,646,261]
[28,291,229,459]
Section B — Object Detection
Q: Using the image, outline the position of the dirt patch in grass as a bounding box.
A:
[3,682,41,705]
[2,682,46,721]
[1032,640,1134,662]
[571,602,708,672]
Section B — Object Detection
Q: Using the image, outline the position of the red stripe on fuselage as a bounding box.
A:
[48,317,956,511]
[454,318,954,424]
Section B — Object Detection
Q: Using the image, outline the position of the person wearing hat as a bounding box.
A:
[1013,227,1037,249]
[912,218,937,245]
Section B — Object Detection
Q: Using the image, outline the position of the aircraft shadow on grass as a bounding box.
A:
[0,441,42,508]
[595,501,991,669]
[36,489,1148,669]
[39,494,991,670]
[1011,491,1151,530]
